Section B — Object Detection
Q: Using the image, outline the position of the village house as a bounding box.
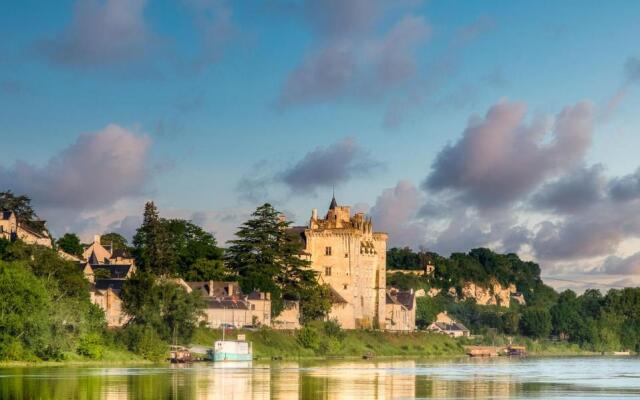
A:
[82,235,136,327]
[426,312,470,338]
[385,288,416,332]
[0,211,52,248]
[90,279,130,327]
[291,196,391,330]
[177,280,297,329]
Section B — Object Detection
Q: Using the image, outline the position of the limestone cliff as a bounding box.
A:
[425,279,525,308]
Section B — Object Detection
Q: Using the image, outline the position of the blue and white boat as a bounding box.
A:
[207,339,253,362]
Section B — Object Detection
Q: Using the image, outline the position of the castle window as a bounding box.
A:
[344,253,348,258]
[343,284,348,290]
[325,246,332,256]
[325,266,332,276]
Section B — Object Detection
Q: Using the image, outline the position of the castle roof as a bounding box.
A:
[329,195,337,210]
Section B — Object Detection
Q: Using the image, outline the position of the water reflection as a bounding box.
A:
[2,357,640,399]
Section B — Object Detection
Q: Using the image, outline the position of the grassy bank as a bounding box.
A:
[192,325,466,360]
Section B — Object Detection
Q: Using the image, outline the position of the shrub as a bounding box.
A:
[296,326,320,351]
[123,325,167,362]
[323,319,345,340]
[77,333,104,360]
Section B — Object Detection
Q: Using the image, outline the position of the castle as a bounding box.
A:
[292,196,389,329]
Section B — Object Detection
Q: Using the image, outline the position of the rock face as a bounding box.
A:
[460,280,519,307]
[425,279,523,308]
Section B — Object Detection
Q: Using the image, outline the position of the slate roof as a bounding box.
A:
[94,279,125,292]
[1,211,13,220]
[328,286,348,304]
[111,248,131,259]
[204,297,250,310]
[430,321,470,333]
[91,264,133,279]
[386,289,415,310]
[329,196,338,210]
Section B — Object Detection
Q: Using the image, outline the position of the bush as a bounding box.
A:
[123,325,167,362]
[323,319,345,340]
[77,333,104,360]
[296,326,320,351]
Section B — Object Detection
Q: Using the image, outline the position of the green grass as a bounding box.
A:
[191,326,465,360]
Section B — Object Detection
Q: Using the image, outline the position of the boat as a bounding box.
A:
[505,345,527,356]
[169,345,193,363]
[207,339,253,362]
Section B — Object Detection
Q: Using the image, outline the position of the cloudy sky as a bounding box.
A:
[3,0,640,291]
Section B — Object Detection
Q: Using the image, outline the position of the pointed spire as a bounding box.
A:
[329,193,337,210]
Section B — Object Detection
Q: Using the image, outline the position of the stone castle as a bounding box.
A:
[293,196,391,329]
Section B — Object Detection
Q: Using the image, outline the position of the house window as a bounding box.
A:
[325,246,332,256]
[325,266,332,276]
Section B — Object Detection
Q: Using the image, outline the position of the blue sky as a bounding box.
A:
[3,0,640,290]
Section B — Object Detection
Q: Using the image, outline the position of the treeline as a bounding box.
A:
[389,246,640,352]
[387,247,547,304]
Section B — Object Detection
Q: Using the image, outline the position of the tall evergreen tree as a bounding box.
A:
[133,202,172,275]
[226,203,327,318]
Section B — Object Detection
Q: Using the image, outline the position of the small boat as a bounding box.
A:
[169,345,192,363]
[505,345,527,356]
[613,351,631,356]
[207,340,253,362]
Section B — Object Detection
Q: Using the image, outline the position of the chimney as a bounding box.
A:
[311,208,317,220]
[94,234,101,245]
[208,280,214,297]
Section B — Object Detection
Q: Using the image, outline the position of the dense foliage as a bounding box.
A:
[56,233,84,256]
[0,240,105,361]
[132,202,227,280]
[225,203,331,320]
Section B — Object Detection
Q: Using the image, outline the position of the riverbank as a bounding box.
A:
[0,327,601,367]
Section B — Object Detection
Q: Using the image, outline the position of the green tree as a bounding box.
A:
[0,191,37,222]
[100,232,130,252]
[121,272,203,344]
[133,202,172,275]
[0,261,51,360]
[520,308,552,338]
[415,296,441,329]
[226,203,327,318]
[56,233,84,256]
[163,219,226,279]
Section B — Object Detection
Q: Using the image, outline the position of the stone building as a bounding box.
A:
[292,196,388,329]
[83,235,136,327]
[385,288,416,332]
[0,211,52,247]
[179,280,285,329]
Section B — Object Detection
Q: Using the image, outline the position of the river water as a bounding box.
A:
[1,357,639,399]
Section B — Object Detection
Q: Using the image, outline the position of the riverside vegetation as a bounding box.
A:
[1,191,639,364]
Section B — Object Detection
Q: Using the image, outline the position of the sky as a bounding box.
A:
[3,0,640,292]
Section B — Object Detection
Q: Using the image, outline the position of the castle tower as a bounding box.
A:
[300,196,387,329]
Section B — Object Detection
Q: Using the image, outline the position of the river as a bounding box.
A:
[1,357,639,399]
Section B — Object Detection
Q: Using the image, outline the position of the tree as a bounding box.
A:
[120,271,203,344]
[163,219,225,279]
[226,203,327,318]
[133,202,172,275]
[100,232,130,252]
[520,308,552,338]
[0,191,37,222]
[56,233,83,256]
[0,261,50,360]
[416,296,441,329]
